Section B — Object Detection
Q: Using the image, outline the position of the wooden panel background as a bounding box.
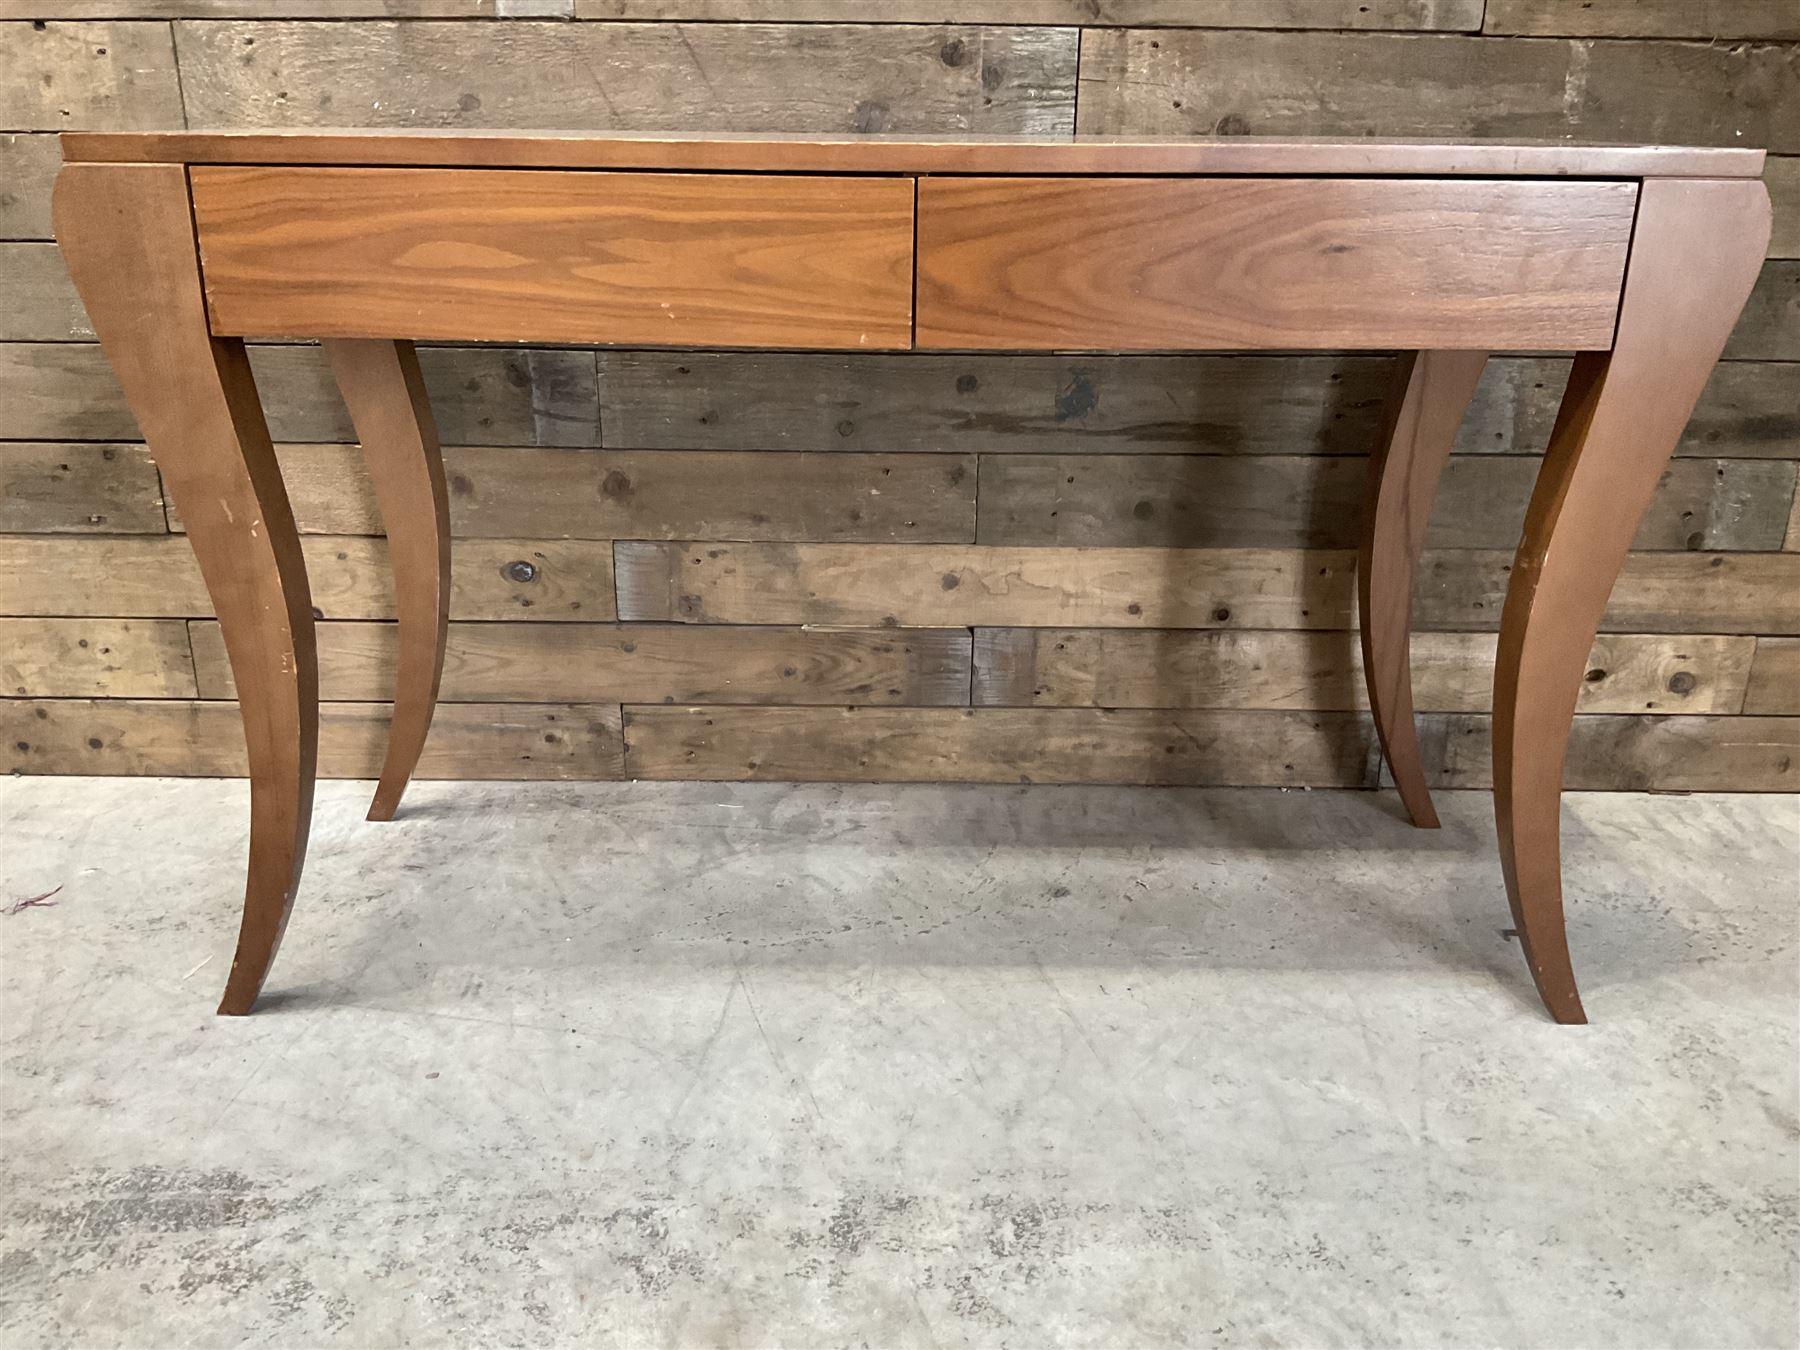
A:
[1,1,1795,791]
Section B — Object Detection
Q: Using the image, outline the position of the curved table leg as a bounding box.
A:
[1359,350,1488,829]
[1495,178,1770,1024]
[55,163,319,1016]
[323,340,451,822]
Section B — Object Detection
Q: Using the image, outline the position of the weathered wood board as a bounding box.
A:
[1076,29,1800,152]
[0,443,166,533]
[189,620,973,705]
[0,134,61,239]
[0,21,182,131]
[171,20,1079,133]
[166,445,978,543]
[971,629,1755,715]
[1,699,626,778]
[0,536,616,619]
[1744,638,1800,715]
[0,617,197,698]
[616,542,1800,635]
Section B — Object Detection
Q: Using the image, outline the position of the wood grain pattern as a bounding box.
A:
[65,128,1763,178]
[2,699,626,780]
[0,535,616,620]
[593,349,1795,460]
[188,445,977,543]
[916,177,1636,351]
[1075,29,1800,153]
[0,442,165,533]
[1744,638,1800,715]
[623,705,1800,791]
[616,541,1800,635]
[168,22,1078,134]
[0,341,601,445]
[575,0,1486,27]
[0,21,181,131]
[1,242,91,340]
[0,617,198,697]
[1482,0,1800,39]
[0,134,60,239]
[1768,158,1800,258]
[192,167,917,347]
[623,705,1375,786]
[191,620,974,705]
[974,454,1795,551]
[971,629,1756,716]
[1421,714,1800,792]
[1721,262,1800,360]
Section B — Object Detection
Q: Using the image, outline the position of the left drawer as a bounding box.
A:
[190,166,917,349]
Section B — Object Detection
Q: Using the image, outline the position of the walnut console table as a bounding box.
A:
[53,131,1771,1023]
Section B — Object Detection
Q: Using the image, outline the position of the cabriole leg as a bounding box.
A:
[55,163,320,1016]
[1494,178,1770,1023]
[323,339,451,822]
[1359,349,1488,828]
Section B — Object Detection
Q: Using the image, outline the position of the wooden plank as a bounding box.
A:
[0,243,90,340]
[599,351,1397,455]
[616,541,1359,629]
[1075,30,1800,153]
[972,629,1755,715]
[171,21,1078,134]
[595,350,1797,460]
[0,342,599,445]
[0,442,166,534]
[1,699,626,779]
[0,135,60,239]
[0,21,182,131]
[916,176,1635,352]
[1420,714,1800,792]
[616,541,1800,634]
[1768,157,1800,259]
[192,167,918,348]
[191,619,972,704]
[1722,262,1800,361]
[623,705,1375,786]
[69,129,1764,179]
[0,618,196,698]
[575,1,1485,28]
[975,454,1796,552]
[0,535,615,620]
[0,2,570,15]
[166,444,975,543]
[1484,0,1800,39]
[1744,638,1800,714]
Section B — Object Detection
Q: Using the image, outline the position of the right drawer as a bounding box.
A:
[914,176,1637,352]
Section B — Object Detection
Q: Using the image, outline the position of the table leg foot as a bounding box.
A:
[55,163,320,1016]
[1493,178,1769,1023]
[323,340,451,823]
[1359,350,1487,829]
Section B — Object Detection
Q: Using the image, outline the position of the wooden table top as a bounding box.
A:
[61,130,1766,178]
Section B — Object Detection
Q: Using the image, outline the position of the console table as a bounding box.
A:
[53,131,1771,1023]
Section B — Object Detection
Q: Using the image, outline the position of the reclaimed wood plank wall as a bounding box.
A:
[1,0,1796,790]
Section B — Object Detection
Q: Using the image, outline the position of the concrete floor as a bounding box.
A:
[0,778,1795,1349]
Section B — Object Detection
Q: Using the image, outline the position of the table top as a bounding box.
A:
[61,130,1766,179]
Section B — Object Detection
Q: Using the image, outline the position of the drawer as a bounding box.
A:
[191,167,916,349]
[916,177,1638,351]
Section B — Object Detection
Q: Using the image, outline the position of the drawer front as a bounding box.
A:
[192,167,916,348]
[916,177,1637,351]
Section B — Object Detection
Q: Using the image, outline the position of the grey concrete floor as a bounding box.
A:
[1,778,1796,1349]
